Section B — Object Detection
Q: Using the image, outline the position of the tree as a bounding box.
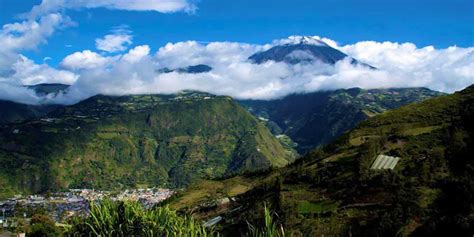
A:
[357,138,380,184]
[28,214,60,237]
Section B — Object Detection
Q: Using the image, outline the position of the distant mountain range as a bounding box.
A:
[158,64,213,74]
[159,37,376,76]
[240,88,444,153]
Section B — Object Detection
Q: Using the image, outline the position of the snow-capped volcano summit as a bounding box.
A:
[276,36,329,46]
[249,36,375,68]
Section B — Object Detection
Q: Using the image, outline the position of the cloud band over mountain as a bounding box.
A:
[1,35,473,105]
[0,0,473,105]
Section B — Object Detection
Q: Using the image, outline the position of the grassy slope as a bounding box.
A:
[172,85,473,236]
[0,93,295,198]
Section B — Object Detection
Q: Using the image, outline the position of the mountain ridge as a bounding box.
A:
[0,93,295,198]
[240,87,444,153]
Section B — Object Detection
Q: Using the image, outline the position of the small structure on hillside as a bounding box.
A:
[371,154,400,170]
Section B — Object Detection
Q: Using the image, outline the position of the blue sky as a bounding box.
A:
[0,0,473,66]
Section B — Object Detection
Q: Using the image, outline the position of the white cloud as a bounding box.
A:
[1,35,474,105]
[0,11,76,86]
[122,45,151,62]
[337,41,474,92]
[61,50,114,70]
[88,0,196,13]
[0,54,76,104]
[155,41,270,68]
[57,37,473,104]
[272,35,339,49]
[0,81,42,104]
[0,0,197,104]
[26,0,196,19]
[0,13,63,52]
[0,13,65,76]
[7,55,78,85]
[96,33,133,53]
[0,0,192,71]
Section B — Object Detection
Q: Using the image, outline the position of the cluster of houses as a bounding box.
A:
[171,92,214,101]
[0,188,174,223]
[114,188,174,209]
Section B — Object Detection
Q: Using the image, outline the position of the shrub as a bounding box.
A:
[28,214,61,237]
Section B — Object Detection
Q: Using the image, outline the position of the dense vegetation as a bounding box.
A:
[0,100,59,124]
[5,199,284,237]
[240,87,443,153]
[67,199,216,236]
[0,92,294,198]
[173,85,473,236]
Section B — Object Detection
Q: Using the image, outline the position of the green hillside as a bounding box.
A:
[172,85,473,236]
[0,100,60,124]
[0,84,69,124]
[0,92,295,198]
[240,87,443,153]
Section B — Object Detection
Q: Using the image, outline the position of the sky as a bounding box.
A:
[1,0,473,66]
[0,0,473,104]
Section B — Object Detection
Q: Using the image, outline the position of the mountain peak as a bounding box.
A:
[26,83,70,96]
[278,36,329,46]
[249,36,375,68]
[249,37,348,65]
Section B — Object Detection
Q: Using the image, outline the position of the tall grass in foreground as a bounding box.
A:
[246,204,286,237]
[66,200,286,237]
[66,199,217,237]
